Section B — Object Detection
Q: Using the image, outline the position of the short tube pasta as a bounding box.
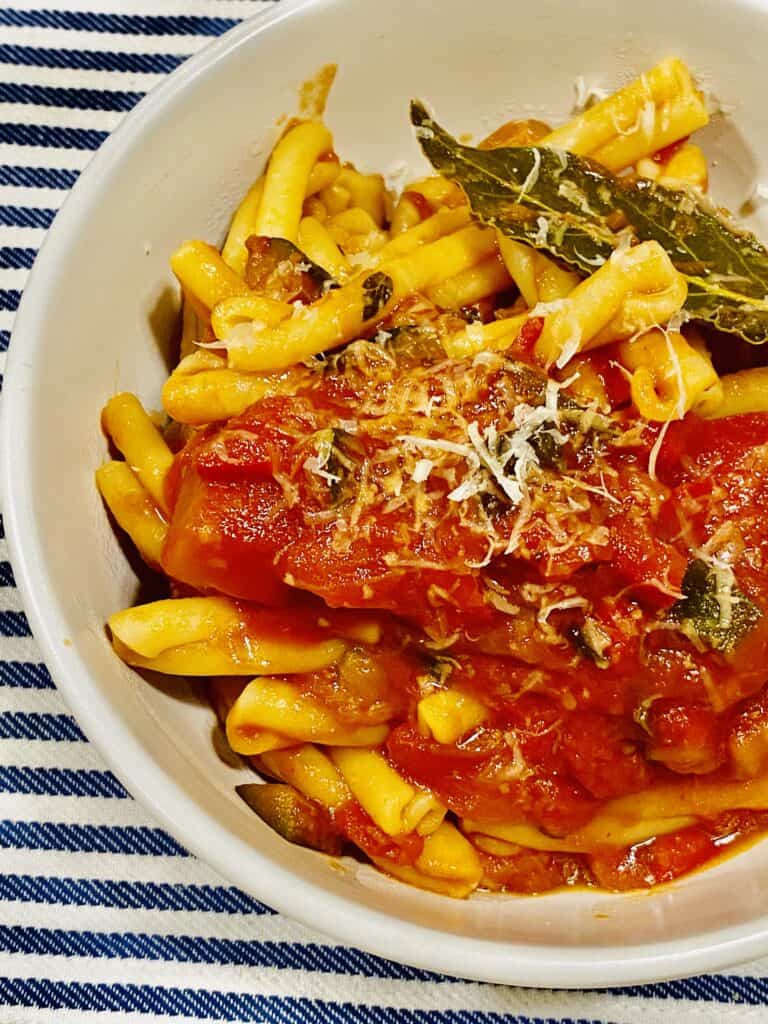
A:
[426,254,512,309]
[101,393,174,513]
[543,57,709,171]
[330,747,445,836]
[179,291,201,359]
[109,597,347,676]
[464,775,768,853]
[170,240,251,318]
[210,294,293,341]
[618,327,718,421]
[335,168,387,227]
[253,121,334,243]
[376,207,471,261]
[297,216,351,277]
[417,690,488,744]
[162,353,304,425]
[497,235,579,309]
[221,177,265,276]
[226,677,389,752]
[259,744,351,811]
[442,314,527,359]
[699,367,768,419]
[372,822,483,898]
[534,241,688,368]
[95,461,168,567]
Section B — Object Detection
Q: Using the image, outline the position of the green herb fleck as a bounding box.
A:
[668,558,762,653]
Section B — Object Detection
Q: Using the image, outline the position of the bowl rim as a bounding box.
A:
[5,0,768,988]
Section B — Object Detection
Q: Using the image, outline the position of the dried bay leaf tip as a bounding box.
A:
[410,100,768,345]
[236,782,344,855]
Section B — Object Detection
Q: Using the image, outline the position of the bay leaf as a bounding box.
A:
[411,100,768,343]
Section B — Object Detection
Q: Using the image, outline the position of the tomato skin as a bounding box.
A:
[652,136,690,164]
[334,801,422,866]
[480,848,585,895]
[655,413,768,487]
[645,700,725,775]
[527,776,599,835]
[385,723,508,819]
[196,432,275,483]
[508,316,544,358]
[608,515,686,609]
[589,825,716,891]
[562,711,654,798]
[401,189,433,219]
[586,349,632,408]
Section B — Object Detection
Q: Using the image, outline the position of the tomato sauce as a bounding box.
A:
[165,339,768,892]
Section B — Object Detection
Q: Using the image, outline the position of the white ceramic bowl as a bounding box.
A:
[5,0,768,988]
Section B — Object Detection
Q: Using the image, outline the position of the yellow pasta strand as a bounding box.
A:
[297,216,350,277]
[255,121,334,243]
[259,744,351,810]
[336,168,387,226]
[379,207,471,260]
[210,294,292,341]
[389,193,424,235]
[417,690,488,744]
[698,366,768,419]
[109,597,346,676]
[637,142,709,192]
[330,748,444,836]
[619,327,718,421]
[497,235,579,308]
[318,182,352,216]
[426,254,512,309]
[535,241,688,368]
[221,177,265,276]
[403,175,466,210]
[221,158,340,278]
[95,462,167,567]
[179,290,201,360]
[464,774,768,854]
[306,155,341,196]
[227,224,496,371]
[467,817,696,854]
[327,206,387,255]
[226,677,389,752]
[370,853,479,898]
[415,822,483,884]
[162,353,303,426]
[101,393,174,513]
[442,315,527,360]
[543,57,709,171]
[170,240,250,317]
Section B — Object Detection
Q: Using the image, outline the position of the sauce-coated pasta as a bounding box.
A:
[97,59,768,898]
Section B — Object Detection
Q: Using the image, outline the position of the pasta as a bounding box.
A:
[97,58,768,900]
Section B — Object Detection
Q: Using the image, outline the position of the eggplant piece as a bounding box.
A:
[244,235,334,303]
[236,782,344,855]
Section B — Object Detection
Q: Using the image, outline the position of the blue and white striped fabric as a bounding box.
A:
[2,3,768,1020]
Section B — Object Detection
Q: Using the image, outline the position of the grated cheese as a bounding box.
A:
[412,458,434,483]
[572,75,610,114]
[518,149,541,203]
[647,418,672,481]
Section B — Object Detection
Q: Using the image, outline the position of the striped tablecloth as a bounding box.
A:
[1,2,768,1020]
